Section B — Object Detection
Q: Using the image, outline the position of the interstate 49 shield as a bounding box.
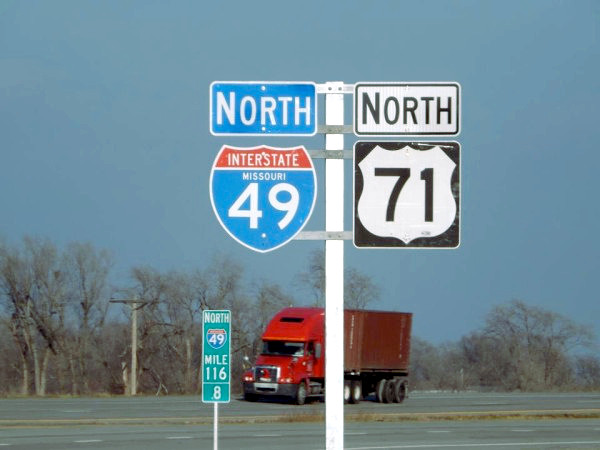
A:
[210,145,317,253]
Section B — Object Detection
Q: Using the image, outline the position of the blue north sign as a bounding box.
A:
[210,82,317,135]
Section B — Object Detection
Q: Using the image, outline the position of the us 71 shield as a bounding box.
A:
[354,141,460,248]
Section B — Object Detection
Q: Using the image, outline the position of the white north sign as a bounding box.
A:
[354,82,460,136]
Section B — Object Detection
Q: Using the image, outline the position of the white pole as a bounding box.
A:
[324,81,345,450]
[213,403,218,450]
[131,301,137,396]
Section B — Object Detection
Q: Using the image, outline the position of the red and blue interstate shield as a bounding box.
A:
[210,145,317,252]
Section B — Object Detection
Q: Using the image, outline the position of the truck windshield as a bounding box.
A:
[262,341,304,356]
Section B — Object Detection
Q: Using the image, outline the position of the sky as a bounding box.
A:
[1,0,599,344]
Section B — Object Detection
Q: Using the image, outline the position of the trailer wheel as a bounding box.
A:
[343,380,351,404]
[350,380,362,404]
[393,380,406,403]
[296,382,307,405]
[383,380,395,403]
[375,379,386,403]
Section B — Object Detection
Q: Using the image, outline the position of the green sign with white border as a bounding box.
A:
[202,309,231,403]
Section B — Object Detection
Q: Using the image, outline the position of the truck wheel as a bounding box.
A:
[350,380,362,404]
[343,380,351,404]
[375,379,387,403]
[296,382,307,405]
[383,380,395,403]
[393,380,406,403]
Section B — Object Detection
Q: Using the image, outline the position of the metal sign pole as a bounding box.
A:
[324,81,345,450]
[213,403,218,450]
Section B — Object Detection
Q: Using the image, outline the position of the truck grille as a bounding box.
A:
[254,365,279,383]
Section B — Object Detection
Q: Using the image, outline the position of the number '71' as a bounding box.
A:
[374,167,434,222]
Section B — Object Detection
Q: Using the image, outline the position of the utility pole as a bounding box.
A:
[109,298,153,396]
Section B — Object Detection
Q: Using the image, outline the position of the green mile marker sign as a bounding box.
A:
[202,310,231,403]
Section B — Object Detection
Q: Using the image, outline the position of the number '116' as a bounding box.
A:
[206,366,227,381]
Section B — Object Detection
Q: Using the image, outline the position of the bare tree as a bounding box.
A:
[162,270,203,392]
[480,300,594,390]
[0,237,68,396]
[344,267,380,309]
[575,354,600,389]
[0,242,34,394]
[62,242,112,393]
[297,249,380,309]
[297,248,325,306]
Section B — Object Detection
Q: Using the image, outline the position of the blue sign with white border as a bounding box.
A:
[210,82,317,135]
[210,145,317,253]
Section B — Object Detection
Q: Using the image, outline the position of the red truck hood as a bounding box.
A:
[255,354,294,368]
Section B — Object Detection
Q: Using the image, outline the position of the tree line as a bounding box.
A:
[0,237,598,396]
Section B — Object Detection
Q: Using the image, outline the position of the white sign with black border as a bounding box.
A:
[354,141,460,248]
[354,82,460,136]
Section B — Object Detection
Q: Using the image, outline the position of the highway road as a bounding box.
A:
[1,391,599,422]
[0,418,599,449]
[0,392,599,449]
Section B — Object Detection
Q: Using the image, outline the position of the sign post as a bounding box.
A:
[324,82,345,450]
[202,309,231,450]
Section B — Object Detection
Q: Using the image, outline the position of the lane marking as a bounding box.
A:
[74,440,102,443]
[427,430,450,433]
[511,429,534,432]
[254,434,282,437]
[346,432,368,435]
[166,436,193,440]
[347,441,600,449]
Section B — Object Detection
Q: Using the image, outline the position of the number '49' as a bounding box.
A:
[229,182,299,230]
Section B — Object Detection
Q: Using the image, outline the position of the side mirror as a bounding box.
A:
[315,343,322,359]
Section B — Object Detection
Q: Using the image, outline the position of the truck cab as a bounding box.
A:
[242,307,325,405]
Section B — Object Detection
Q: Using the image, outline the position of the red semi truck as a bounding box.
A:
[242,307,412,405]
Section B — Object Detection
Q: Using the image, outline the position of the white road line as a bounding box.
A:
[74,440,102,444]
[166,436,193,440]
[0,444,11,447]
[427,430,451,433]
[511,429,534,432]
[254,434,282,437]
[347,441,600,449]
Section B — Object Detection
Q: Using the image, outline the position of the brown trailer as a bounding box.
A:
[343,309,412,404]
